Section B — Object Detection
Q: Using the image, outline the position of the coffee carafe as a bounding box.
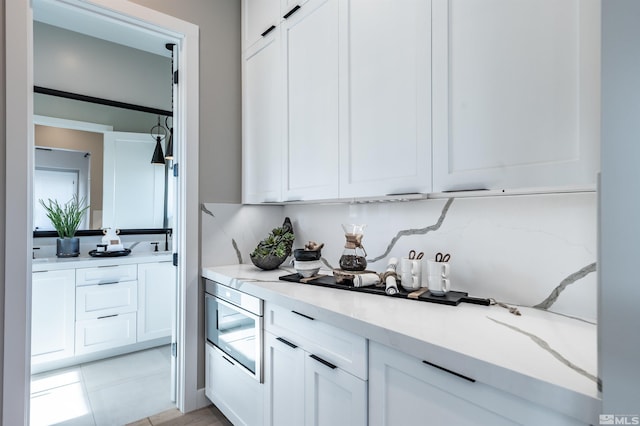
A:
[339,224,367,271]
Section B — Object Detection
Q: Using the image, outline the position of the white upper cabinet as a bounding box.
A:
[339,0,432,198]
[243,31,283,204]
[242,0,281,51]
[103,132,165,229]
[282,0,340,201]
[431,0,601,192]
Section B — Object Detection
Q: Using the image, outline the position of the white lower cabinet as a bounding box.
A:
[75,312,137,355]
[304,349,367,426]
[263,304,368,426]
[206,343,264,426]
[369,341,585,426]
[137,261,175,342]
[31,270,76,364]
[264,332,306,425]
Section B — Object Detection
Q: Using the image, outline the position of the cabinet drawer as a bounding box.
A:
[75,312,137,355]
[76,281,137,320]
[76,264,137,286]
[264,303,367,379]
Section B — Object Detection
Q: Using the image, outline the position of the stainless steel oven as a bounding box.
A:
[204,279,263,382]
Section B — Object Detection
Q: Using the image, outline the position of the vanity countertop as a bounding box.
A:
[32,251,172,271]
[202,263,600,424]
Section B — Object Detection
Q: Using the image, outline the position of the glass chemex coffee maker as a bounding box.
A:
[339,224,367,271]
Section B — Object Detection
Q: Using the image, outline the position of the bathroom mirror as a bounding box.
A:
[33,92,173,234]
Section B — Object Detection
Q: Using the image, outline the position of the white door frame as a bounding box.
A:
[4,1,201,424]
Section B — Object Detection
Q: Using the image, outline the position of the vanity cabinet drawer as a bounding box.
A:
[76,281,137,320]
[75,312,137,355]
[264,303,367,380]
[76,264,137,286]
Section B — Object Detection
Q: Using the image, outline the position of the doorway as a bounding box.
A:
[4,0,200,424]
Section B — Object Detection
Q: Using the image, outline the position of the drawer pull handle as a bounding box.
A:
[276,337,298,349]
[283,5,301,19]
[97,265,120,268]
[97,314,118,320]
[261,25,276,37]
[222,355,235,365]
[98,281,119,285]
[292,310,314,321]
[310,354,337,370]
[422,360,475,383]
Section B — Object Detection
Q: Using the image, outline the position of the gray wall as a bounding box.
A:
[130,0,242,204]
[600,0,640,414]
[1,0,6,418]
[33,22,171,133]
[34,22,171,110]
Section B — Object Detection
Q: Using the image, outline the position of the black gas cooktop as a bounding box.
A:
[278,273,490,307]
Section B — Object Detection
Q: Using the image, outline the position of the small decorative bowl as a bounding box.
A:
[293,260,322,278]
[293,249,322,261]
[250,253,288,270]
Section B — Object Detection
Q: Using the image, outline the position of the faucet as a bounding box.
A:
[165,229,172,251]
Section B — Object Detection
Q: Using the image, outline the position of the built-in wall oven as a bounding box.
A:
[204,279,263,382]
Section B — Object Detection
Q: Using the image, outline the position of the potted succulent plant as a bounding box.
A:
[250,217,295,270]
[39,195,89,258]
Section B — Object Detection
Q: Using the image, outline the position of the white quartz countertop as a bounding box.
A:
[202,264,600,424]
[32,252,172,271]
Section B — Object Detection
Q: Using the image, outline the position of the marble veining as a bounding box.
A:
[486,316,598,385]
[534,262,597,310]
[231,239,242,264]
[368,198,454,263]
[201,203,215,217]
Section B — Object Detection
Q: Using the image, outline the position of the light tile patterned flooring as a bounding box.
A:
[30,346,177,426]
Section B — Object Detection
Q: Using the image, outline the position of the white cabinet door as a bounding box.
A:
[281,0,340,201]
[305,352,367,426]
[243,33,283,204]
[137,261,175,342]
[242,0,281,51]
[205,343,264,426]
[369,341,583,426]
[31,270,76,364]
[264,332,305,426]
[432,0,600,192]
[75,312,137,355]
[339,0,432,198]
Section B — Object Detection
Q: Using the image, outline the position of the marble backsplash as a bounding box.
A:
[201,192,597,322]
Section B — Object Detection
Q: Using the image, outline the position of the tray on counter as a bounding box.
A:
[88,248,131,257]
[278,273,490,306]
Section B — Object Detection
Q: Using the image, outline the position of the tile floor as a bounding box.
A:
[30,345,176,426]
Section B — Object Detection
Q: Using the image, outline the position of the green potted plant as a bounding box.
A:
[250,217,295,270]
[39,195,90,258]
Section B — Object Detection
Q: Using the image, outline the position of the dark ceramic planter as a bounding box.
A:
[250,253,288,270]
[56,237,80,258]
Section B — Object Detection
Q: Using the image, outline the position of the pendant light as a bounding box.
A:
[150,115,166,165]
[165,43,175,160]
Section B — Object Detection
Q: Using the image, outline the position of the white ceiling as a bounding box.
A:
[33,0,173,57]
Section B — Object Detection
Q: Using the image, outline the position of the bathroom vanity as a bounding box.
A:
[31,253,175,373]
